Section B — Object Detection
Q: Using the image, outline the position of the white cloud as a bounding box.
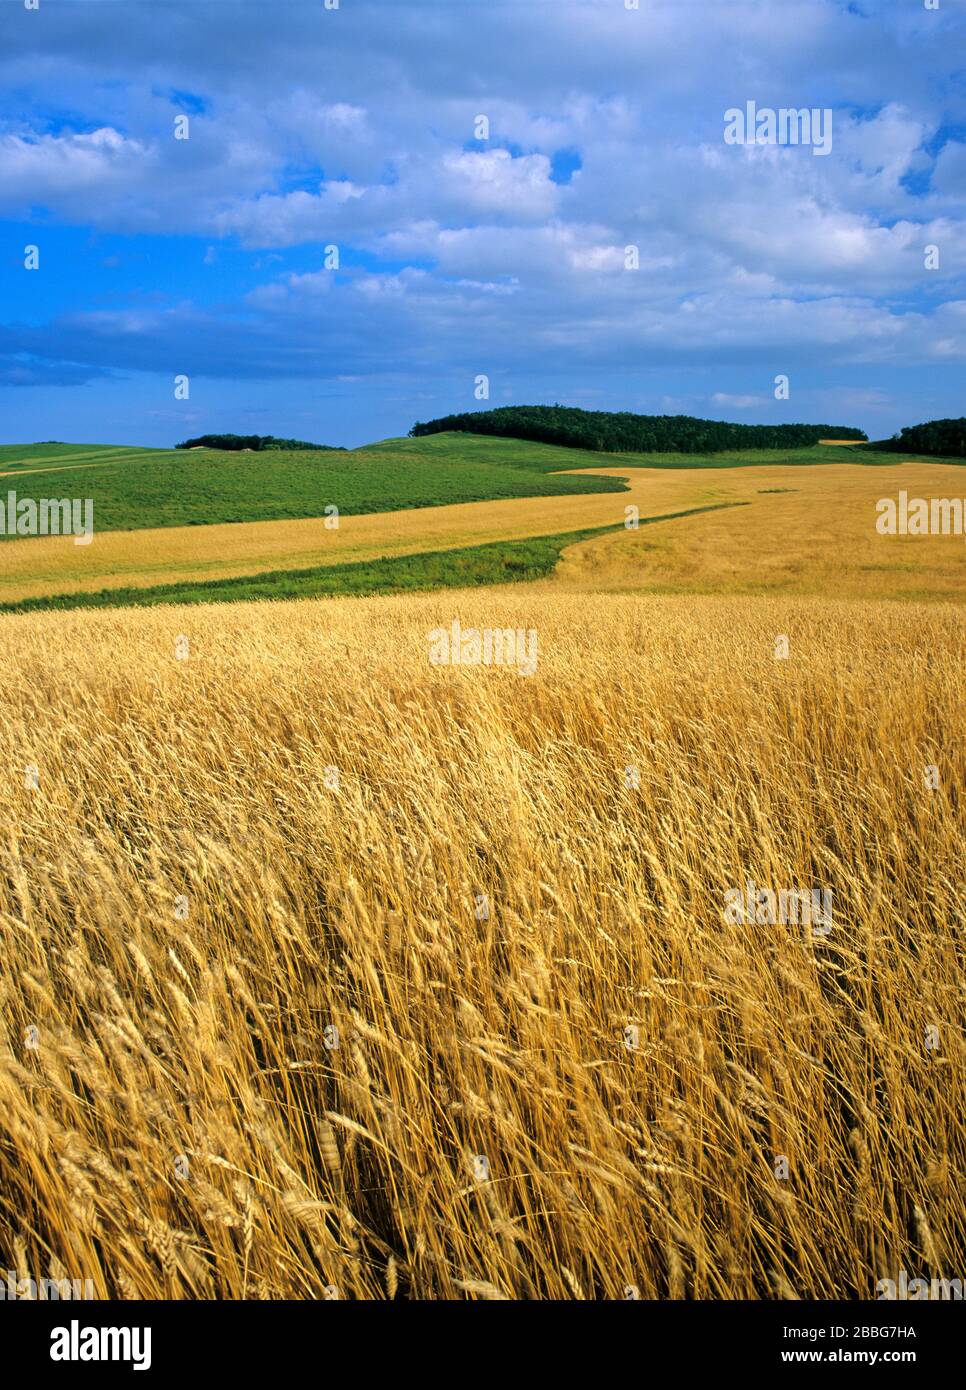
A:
[711,393,766,409]
[438,149,558,219]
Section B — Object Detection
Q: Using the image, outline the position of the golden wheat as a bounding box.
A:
[0,588,962,1299]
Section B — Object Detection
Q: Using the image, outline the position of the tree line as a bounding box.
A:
[410,405,867,453]
[176,434,344,452]
[870,418,966,459]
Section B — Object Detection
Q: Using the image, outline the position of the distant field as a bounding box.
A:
[0,459,748,602]
[544,460,966,603]
[0,442,139,468]
[1,453,964,609]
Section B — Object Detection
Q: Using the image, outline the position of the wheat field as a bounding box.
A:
[0,588,963,1299]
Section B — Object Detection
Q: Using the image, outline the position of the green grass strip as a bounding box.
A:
[0,502,747,615]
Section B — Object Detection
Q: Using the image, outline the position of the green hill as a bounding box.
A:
[0,434,626,540]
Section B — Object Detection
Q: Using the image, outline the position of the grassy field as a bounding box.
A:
[0,443,143,471]
[0,589,962,1299]
[0,434,629,538]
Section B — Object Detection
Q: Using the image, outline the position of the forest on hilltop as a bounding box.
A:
[176,434,345,452]
[871,418,966,459]
[411,405,868,453]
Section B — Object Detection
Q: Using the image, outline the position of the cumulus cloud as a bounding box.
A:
[0,127,146,204]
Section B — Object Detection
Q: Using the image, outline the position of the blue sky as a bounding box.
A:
[0,0,964,448]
